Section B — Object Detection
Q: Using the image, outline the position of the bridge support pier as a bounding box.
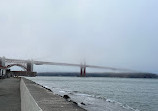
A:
[83,67,86,76]
[27,61,33,72]
[0,57,6,77]
[80,67,86,77]
[80,67,83,76]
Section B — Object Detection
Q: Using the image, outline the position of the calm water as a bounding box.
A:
[26,77,158,111]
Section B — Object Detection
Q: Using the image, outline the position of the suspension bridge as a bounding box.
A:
[0,56,134,77]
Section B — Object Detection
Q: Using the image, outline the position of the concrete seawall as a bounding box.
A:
[20,78,85,111]
[20,79,42,111]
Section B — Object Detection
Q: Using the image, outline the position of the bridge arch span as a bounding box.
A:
[6,64,27,71]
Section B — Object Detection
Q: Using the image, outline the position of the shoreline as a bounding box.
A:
[21,77,86,111]
[0,77,140,111]
[25,77,84,108]
[0,77,86,111]
[27,76,136,111]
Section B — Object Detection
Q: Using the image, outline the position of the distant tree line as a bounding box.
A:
[37,72,158,78]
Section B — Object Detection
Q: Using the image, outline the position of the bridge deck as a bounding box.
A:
[0,78,21,111]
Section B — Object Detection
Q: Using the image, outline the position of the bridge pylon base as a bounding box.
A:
[80,67,86,77]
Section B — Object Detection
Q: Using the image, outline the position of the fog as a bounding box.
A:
[0,0,158,73]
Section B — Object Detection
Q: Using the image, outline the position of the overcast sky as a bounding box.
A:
[0,0,158,73]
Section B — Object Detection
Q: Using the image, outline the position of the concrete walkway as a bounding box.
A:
[0,77,85,111]
[23,78,86,111]
[0,78,21,111]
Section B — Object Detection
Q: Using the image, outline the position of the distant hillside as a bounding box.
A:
[37,72,158,78]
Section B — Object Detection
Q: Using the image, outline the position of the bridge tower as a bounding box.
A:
[80,67,83,76]
[0,57,6,76]
[83,67,86,76]
[80,67,86,77]
[27,60,33,72]
[80,62,86,77]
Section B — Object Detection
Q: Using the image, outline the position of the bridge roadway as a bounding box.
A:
[0,57,136,77]
[5,58,134,72]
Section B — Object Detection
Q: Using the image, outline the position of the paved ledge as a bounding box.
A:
[22,78,86,111]
[0,78,21,111]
